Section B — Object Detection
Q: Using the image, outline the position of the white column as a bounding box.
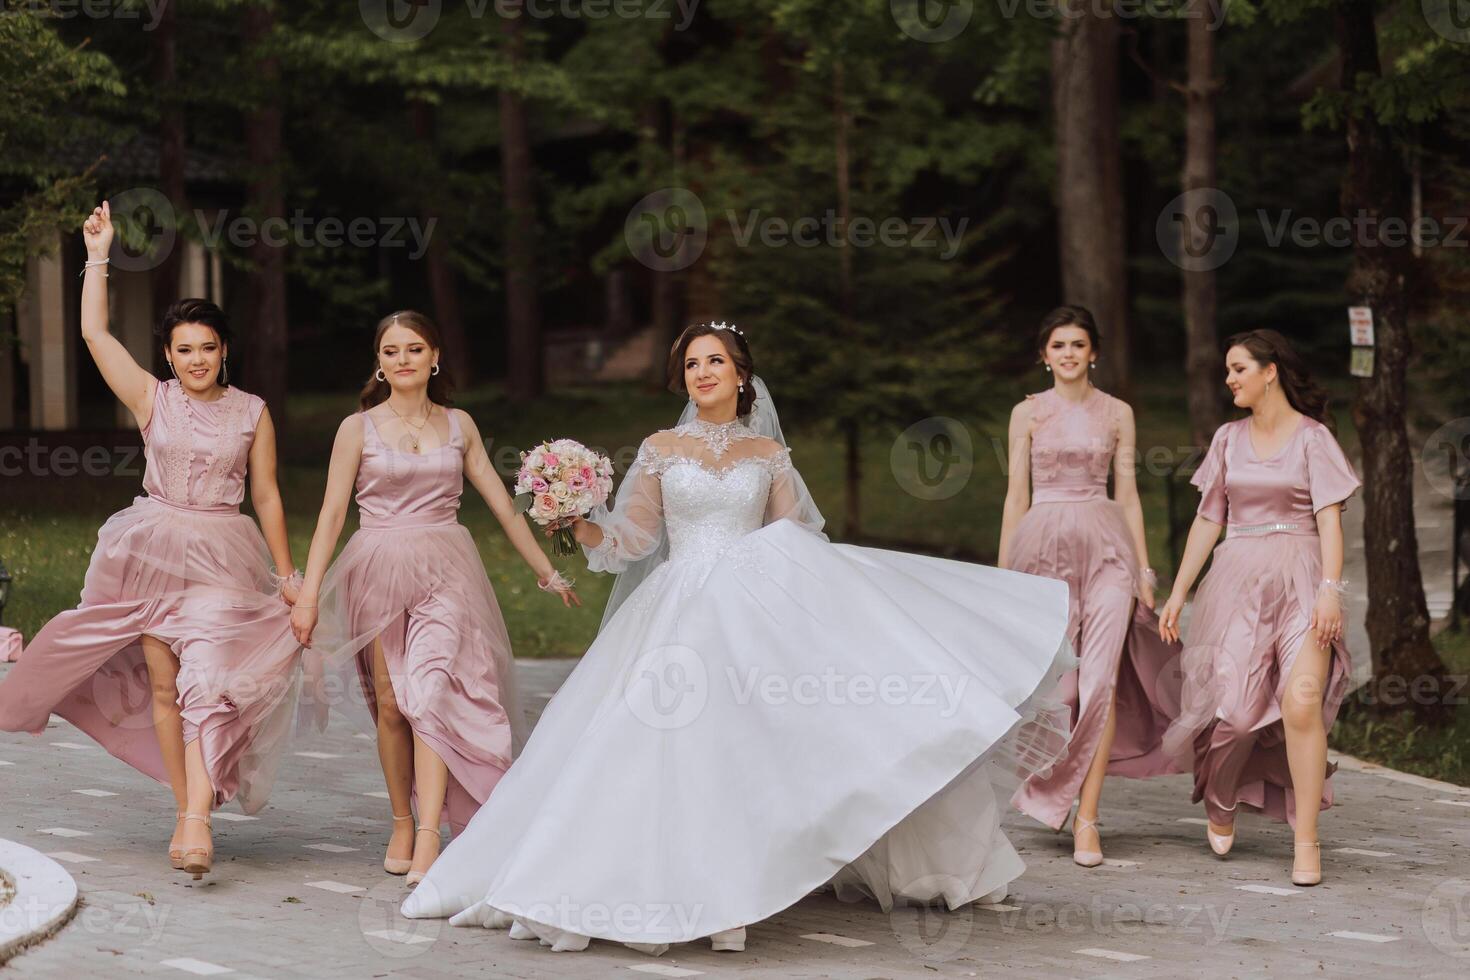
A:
[181,238,208,298]
[18,235,75,431]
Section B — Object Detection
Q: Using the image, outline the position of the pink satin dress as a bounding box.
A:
[309,409,526,832]
[1162,415,1360,827]
[1007,386,1184,829]
[0,379,302,811]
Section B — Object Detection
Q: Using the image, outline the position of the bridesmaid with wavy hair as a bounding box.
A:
[291,310,579,887]
[1159,329,1359,887]
[1000,305,1182,867]
[0,202,304,879]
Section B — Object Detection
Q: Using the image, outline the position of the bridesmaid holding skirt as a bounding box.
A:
[291,310,579,887]
[0,203,304,879]
[1000,306,1182,867]
[1159,328,1359,887]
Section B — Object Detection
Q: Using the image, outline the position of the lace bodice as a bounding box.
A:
[1026,386,1121,504]
[583,417,823,579]
[141,379,265,511]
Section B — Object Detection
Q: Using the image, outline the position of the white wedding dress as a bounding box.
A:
[401,407,1075,953]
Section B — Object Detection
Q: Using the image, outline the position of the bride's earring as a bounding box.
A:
[375,368,386,382]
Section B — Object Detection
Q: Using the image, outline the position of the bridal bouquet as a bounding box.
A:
[513,439,615,557]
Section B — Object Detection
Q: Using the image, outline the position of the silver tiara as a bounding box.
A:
[710,320,744,337]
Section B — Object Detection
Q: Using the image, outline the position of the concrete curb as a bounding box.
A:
[0,839,79,964]
[1331,750,1470,795]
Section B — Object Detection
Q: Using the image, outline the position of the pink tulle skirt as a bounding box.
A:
[1005,498,1183,827]
[0,496,302,811]
[1162,532,1351,827]
[308,523,525,831]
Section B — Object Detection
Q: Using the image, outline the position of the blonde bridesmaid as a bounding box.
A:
[1000,306,1182,867]
[0,202,304,879]
[1159,329,1359,886]
[291,311,579,887]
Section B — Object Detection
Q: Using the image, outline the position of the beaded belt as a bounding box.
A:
[1226,521,1307,537]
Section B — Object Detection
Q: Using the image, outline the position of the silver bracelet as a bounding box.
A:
[538,570,575,594]
[1139,566,1159,588]
[1317,577,1349,599]
[79,258,110,278]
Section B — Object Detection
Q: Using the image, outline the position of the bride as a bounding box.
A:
[401,321,1075,954]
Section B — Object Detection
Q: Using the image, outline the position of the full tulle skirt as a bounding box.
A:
[0,496,302,811]
[401,518,1074,950]
[306,523,525,832]
[1161,533,1351,827]
[1006,499,1184,829]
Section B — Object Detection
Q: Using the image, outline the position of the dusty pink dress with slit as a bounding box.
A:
[1006,387,1184,829]
[308,410,526,832]
[0,379,301,811]
[1162,415,1360,827]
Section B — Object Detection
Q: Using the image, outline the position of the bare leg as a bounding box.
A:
[1282,632,1331,880]
[141,636,187,855]
[1074,687,1118,857]
[178,737,215,858]
[371,638,415,865]
[409,733,449,878]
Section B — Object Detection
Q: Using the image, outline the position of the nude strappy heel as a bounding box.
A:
[1291,840,1322,886]
[405,825,441,887]
[169,811,187,870]
[180,812,213,880]
[384,813,414,875]
[1072,814,1103,868]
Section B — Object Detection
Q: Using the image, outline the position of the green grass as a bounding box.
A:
[0,375,1282,657]
[1329,627,1470,787]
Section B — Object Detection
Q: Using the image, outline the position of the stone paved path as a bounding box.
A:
[3,658,1469,979]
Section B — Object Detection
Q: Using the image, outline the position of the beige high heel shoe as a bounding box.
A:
[405,826,441,888]
[1291,840,1322,887]
[180,813,213,881]
[1207,820,1235,856]
[384,813,414,875]
[169,812,187,870]
[1072,814,1103,868]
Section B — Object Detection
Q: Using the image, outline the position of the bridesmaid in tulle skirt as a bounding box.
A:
[1000,306,1182,866]
[0,203,304,879]
[1159,329,1360,887]
[291,310,579,887]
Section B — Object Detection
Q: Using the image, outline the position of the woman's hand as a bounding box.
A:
[290,603,318,647]
[279,570,303,606]
[569,515,596,546]
[1310,590,1343,648]
[83,201,114,259]
[1137,578,1156,611]
[1158,591,1186,644]
[538,570,583,609]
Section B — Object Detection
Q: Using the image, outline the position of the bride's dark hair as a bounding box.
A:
[666,321,757,417]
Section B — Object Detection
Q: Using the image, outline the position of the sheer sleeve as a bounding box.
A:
[1304,422,1361,514]
[1191,424,1230,526]
[763,446,828,539]
[582,438,667,574]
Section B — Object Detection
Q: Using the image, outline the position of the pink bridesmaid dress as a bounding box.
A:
[310,410,526,831]
[1162,415,1360,828]
[1007,386,1183,829]
[0,379,302,810]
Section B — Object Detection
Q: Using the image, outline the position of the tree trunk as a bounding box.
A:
[1182,3,1224,449]
[242,1,288,430]
[409,99,472,386]
[499,13,543,403]
[1052,3,1129,397]
[641,100,686,384]
[1335,0,1449,720]
[153,0,185,320]
[835,60,861,540]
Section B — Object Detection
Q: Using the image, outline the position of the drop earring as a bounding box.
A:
[220,359,229,386]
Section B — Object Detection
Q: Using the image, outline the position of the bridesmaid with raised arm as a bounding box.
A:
[999,306,1182,867]
[0,202,304,880]
[290,311,579,887]
[1158,329,1359,887]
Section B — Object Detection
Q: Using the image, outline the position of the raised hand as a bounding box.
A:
[83,201,114,260]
